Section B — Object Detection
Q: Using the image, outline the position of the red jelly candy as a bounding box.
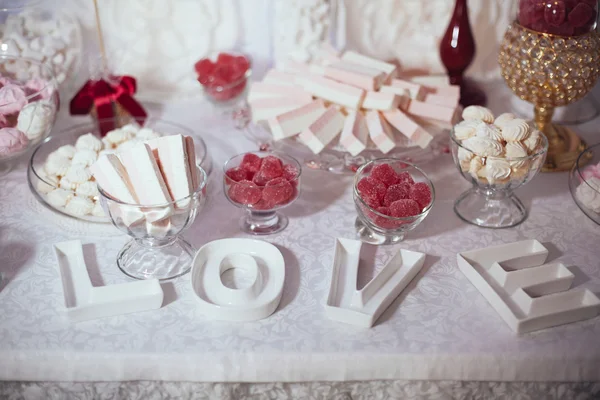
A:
[373,206,402,230]
[396,172,414,185]
[409,182,432,209]
[357,176,387,203]
[383,183,410,207]
[234,56,250,71]
[389,199,420,218]
[282,164,299,182]
[262,155,283,170]
[568,3,594,27]
[544,0,566,26]
[225,167,250,183]
[217,52,236,65]
[370,163,400,187]
[240,153,262,174]
[194,58,214,78]
[363,194,381,209]
[252,199,275,211]
[228,180,262,205]
[263,177,294,205]
[255,156,283,185]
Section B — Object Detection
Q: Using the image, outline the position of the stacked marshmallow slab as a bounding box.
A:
[37,124,161,220]
[248,44,462,155]
[91,133,199,236]
[454,106,544,185]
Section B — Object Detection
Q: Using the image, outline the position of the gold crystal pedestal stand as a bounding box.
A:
[498,23,600,172]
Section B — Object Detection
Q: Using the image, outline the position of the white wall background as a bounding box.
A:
[57,0,514,99]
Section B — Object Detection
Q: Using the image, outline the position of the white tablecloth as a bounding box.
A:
[1,85,599,386]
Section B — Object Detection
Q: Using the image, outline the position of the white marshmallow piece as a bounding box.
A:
[387,79,427,101]
[268,99,326,140]
[250,97,313,123]
[339,111,369,156]
[300,76,365,109]
[341,51,398,82]
[383,110,433,149]
[365,111,396,154]
[120,143,173,222]
[323,61,386,91]
[248,82,312,103]
[362,91,409,111]
[298,107,345,154]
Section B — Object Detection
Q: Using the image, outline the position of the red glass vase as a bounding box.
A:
[439,0,487,107]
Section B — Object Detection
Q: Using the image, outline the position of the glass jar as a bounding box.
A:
[517,0,598,36]
[0,0,82,89]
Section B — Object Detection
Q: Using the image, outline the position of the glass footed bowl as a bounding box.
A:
[354,159,435,245]
[99,165,208,281]
[450,127,548,228]
[197,51,252,107]
[28,118,212,223]
[0,55,59,174]
[569,143,600,225]
[223,151,301,235]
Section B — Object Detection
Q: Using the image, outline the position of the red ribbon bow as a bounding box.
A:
[69,75,147,136]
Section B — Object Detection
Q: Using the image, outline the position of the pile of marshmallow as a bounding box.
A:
[454,106,543,185]
[248,45,461,156]
[575,162,600,214]
[91,134,200,237]
[0,75,55,157]
[36,124,161,219]
[0,9,80,84]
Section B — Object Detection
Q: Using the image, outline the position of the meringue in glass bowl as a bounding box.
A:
[569,143,600,225]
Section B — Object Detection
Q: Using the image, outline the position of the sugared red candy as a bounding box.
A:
[253,157,283,186]
[396,171,414,185]
[194,52,251,102]
[263,177,293,205]
[518,0,597,35]
[409,182,432,209]
[240,153,262,174]
[228,180,262,205]
[357,176,387,203]
[283,164,299,183]
[383,183,410,207]
[226,166,250,183]
[370,163,400,187]
[389,199,420,218]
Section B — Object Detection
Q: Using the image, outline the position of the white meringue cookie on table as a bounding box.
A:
[75,133,103,152]
[45,154,71,177]
[493,113,516,129]
[501,118,530,142]
[65,196,94,217]
[475,123,503,142]
[71,149,98,167]
[462,137,504,157]
[462,105,494,124]
[55,144,76,159]
[453,120,482,140]
[47,188,73,207]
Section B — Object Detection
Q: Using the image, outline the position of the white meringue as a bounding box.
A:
[462,106,494,123]
[65,196,94,216]
[135,127,161,141]
[59,177,78,190]
[56,144,76,159]
[523,130,542,153]
[71,149,98,167]
[45,154,71,177]
[47,188,73,207]
[462,137,504,157]
[468,156,485,179]
[91,201,105,217]
[104,128,134,145]
[504,142,528,159]
[457,146,474,163]
[17,101,54,140]
[36,172,58,194]
[76,181,99,198]
[475,123,503,142]
[493,113,516,129]
[120,123,141,134]
[453,120,481,140]
[65,165,91,184]
[575,177,600,213]
[484,158,512,184]
[501,118,530,142]
[75,133,103,152]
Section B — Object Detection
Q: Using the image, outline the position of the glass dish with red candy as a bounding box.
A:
[354,159,435,245]
[223,151,301,235]
[195,51,252,105]
[517,0,598,36]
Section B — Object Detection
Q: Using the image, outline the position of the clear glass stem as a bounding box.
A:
[136,237,177,248]
[240,210,288,235]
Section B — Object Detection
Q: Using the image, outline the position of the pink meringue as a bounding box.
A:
[0,127,29,156]
[24,78,51,100]
[0,84,28,115]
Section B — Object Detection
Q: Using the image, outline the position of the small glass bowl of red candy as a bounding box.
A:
[354,159,435,245]
[518,0,598,36]
[223,151,301,235]
[195,51,252,105]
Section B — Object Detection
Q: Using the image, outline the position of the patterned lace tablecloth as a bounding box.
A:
[0,92,599,398]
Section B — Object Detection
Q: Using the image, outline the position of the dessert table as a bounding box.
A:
[1,82,599,399]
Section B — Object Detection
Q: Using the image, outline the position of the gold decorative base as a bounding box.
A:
[541,124,590,172]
